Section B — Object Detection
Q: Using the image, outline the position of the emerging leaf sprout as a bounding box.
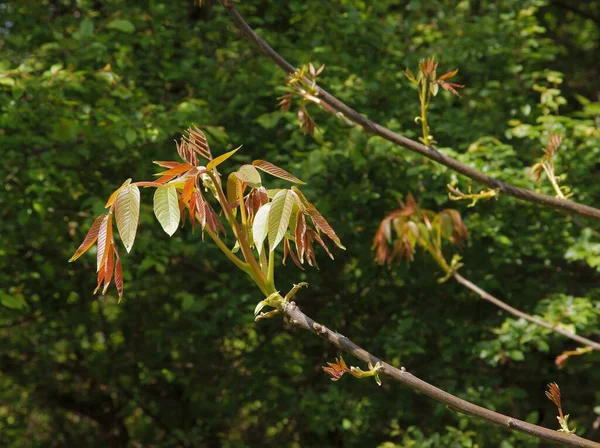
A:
[546,383,577,434]
[405,57,464,146]
[70,126,345,308]
[531,133,572,199]
[322,356,383,386]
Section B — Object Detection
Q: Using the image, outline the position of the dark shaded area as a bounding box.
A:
[1,0,599,446]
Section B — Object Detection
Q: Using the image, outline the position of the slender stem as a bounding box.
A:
[267,249,275,290]
[205,170,266,287]
[281,301,600,448]
[452,272,600,351]
[259,247,268,275]
[542,163,565,199]
[219,0,600,221]
[205,228,249,273]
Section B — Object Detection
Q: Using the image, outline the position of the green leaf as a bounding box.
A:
[115,184,140,252]
[252,203,272,254]
[78,18,94,39]
[106,19,135,34]
[206,146,241,171]
[154,186,180,236]
[235,164,262,188]
[69,214,106,262]
[268,190,295,252]
[0,293,28,310]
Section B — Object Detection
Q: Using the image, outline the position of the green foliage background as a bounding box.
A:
[1,0,599,446]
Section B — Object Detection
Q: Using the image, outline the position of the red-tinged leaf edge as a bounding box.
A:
[96,215,112,273]
[135,181,167,188]
[115,258,124,301]
[153,161,180,168]
[69,214,106,262]
[252,160,306,184]
[182,176,195,205]
[102,243,115,294]
[154,163,193,177]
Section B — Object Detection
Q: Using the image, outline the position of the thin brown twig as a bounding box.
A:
[451,272,600,351]
[282,301,600,448]
[218,0,600,222]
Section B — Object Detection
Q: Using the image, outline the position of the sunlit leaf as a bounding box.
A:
[105,178,132,208]
[69,214,106,262]
[206,146,241,171]
[154,186,180,236]
[115,258,124,301]
[292,187,345,250]
[252,160,305,184]
[235,164,262,188]
[115,184,140,253]
[268,190,295,252]
[252,203,272,255]
[154,163,192,177]
[181,176,195,205]
[95,215,111,272]
[153,161,180,169]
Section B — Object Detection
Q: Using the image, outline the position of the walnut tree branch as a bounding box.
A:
[282,301,600,448]
[218,0,600,222]
[452,272,600,351]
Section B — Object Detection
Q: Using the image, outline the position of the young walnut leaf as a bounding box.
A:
[206,146,241,171]
[69,214,106,262]
[268,190,295,252]
[252,160,306,184]
[105,178,132,208]
[292,187,345,250]
[115,184,140,252]
[154,186,180,236]
[96,215,112,272]
[235,164,262,188]
[115,257,124,301]
[252,203,271,255]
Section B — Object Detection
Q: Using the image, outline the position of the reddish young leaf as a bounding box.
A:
[176,140,198,167]
[102,243,115,294]
[183,125,213,161]
[195,192,207,230]
[291,187,344,250]
[182,176,195,205]
[309,229,334,259]
[154,163,193,178]
[437,68,459,81]
[93,263,106,294]
[69,214,106,262]
[115,258,124,301]
[153,161,180,169]
[252,160,305,185]
[154,174,178,185]
[295,210,307,263]
[188,190,198,232]
[322,357,350,381]
[305,207,345,250]
[134,181,165,188]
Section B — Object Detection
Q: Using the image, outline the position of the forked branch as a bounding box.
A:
[218,0,600,221]
[282,301,600,448]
